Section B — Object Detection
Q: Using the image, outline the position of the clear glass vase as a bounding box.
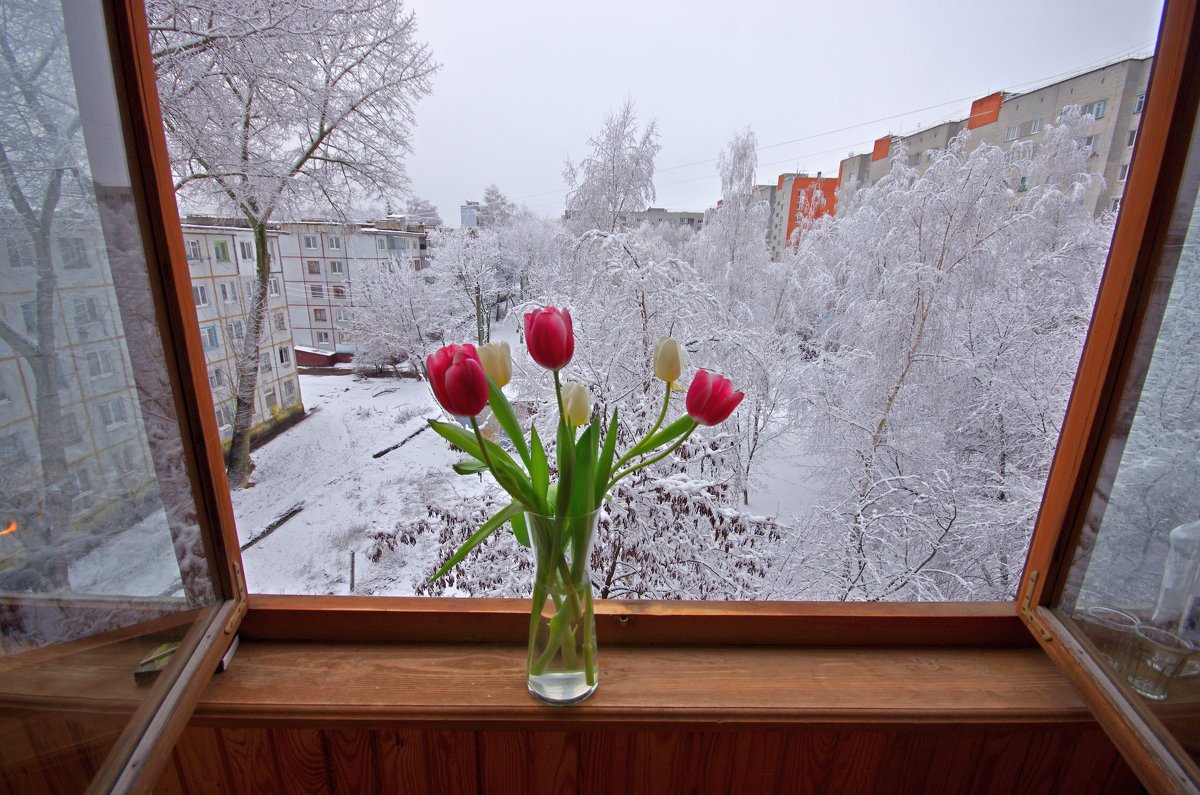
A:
[526,509,599,705]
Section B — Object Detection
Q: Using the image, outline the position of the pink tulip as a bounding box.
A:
[686,369,744,426]
[524,306,574,371]
[427,344,489,417]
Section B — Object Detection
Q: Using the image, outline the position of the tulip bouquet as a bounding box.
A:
[425,306,743,704]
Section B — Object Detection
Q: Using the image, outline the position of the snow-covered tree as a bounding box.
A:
[149,0,436,487]
[427,227,505,345]
[563,100,660,234]
[477,184,516,228]
[351,258,447,377]
[405,196,443,228]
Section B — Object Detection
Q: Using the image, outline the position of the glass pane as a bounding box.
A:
[0,0,218,787]
[1059,115,1200,764]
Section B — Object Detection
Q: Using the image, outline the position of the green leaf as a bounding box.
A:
[510,512,530,548]
[640,415,697,454]
[452,459,488,475]
[487,378,530,468]
[569,423,598,516]
[428,419,539,511]
[554,422,574,519]
[530,425,549,500]
[428,419,484,461]
[427,501,523,582]
[595,407,619,506]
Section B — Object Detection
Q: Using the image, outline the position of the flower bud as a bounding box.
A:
[427,344,489,417]
[686,369,744,426]
[478,341,512,388]
[653,337,684,384]
[561,382,592,427]
[524,306,574,370]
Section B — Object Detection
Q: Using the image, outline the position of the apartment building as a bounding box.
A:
[180,220,303,442]
[767,173,840,261]
[278,217,428,358]
[615,207,707,231]
[837,56,1152,217]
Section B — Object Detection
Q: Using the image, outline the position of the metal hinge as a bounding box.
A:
[223,560,248,635]
[1020,569,1053,641]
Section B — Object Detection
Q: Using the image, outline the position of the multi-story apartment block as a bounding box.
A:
[767,173,840,261]
[181,219,303,443]
[836,56,1152,217]
[277,217,428,359]
[615,207,707,231]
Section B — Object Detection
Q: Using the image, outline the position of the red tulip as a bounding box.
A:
[524,306,574,370]
[686,369,744,426]
[427,344,489,417]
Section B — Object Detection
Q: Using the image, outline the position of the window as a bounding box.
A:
[1133,93,1145,113]
[1111,197,1121,212]
[192,284,209,307]
[269,277,281,297]
[1118,164,1129,182]
[209,367,224,389]
[1082,99,1107,119]
[7,238,28,268]
[60,237,88,269]
[0,433,28,465]
[61,413,83,446]
[99,398,128,429]
[215,402,235,429]
[310,284,324,299]
[335,308,352,322]
[330,260,345,275]
[332,285,347,299]
[74,296,100,325]
[239,240,254,260]
[307,260,321,275]
[1030,116,1044,134]
[263,386,279,412]
[1083,134,1098,150]
[70,467,93,497]
[200,324,220,351]
[213,240,230,262]
[315,330,331,344]
[220,281,238,303]
[376,237,386,250]
[1128,129,1137,147]
[20,301,35,333]
[259,352,272,373]
[227,319,245,341]
[304,234,319,250]
[313,308,328,322]
[86,349,113,378]
[273,311,287,332]
[283,378,296,401]
[328,236,341,250]
[279,346,291,366]
[338,330,351,343]
[1004,124,1019,141]
[185,239,202,260]
[0,372,8,403]
[115,445,138,475]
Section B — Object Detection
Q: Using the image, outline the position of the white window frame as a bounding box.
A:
[200,324,220,351]
[376,237,386,251]
[209,367,224,389]
[328,236,341,251]
[304,235,319,250]
[315,330,331,344]
[239,240,254,260]
[60,237,88,269]
[330,260,345,275]
[227,319,245,341]
[212,240,231,262]
[273,311,287,332]
[1083,134,1098,150]
[74,296,100,325]
[1004,125,1019,141]
[100,398,128,429]
[283,378,296,400]
[185,240,202,261]
[259,352,272,373]
[193,284,209,307]
[86,349,113,378]
[335,308,352,323]
[220,281,239,303]
[1118,164,1130,182]
[269,277,281,297]
[1133,93,1145,113]
[1030,117,1044,134]
[279,346,291,366]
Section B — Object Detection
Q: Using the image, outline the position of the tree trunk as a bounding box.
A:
[225,221,270,488]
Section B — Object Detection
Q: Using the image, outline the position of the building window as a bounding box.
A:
[279,346,291,366]
[215,402,235,430]
[1110,197,1121,212]
[263,386,279,411]
[227,319,245,341]
[220,281,239,303]
[99,398,127,429]
[376,237,386,251]
[185,239,202,260]
[283,378,296,400]
[85,349,113,378]
[273,311,287,332]
[328,236,341,250]
[1118,164,1129,182]
[213,240,231,262]
[70,467,93,497]
[115,445,138,475]
[1082,99,1107,120]
[1083,134,1098,151]
[61,413,83,446]
[1133,93,1145,113]
[239,240,254,260]
[310,284,324,299]
[330,260,344,275]
[1004,125,1019,141]
[1030,117,1044,134]
[0,372,8,403]
[315,330,331,344]
[259,352,272,373]
[192,284,209,307]
[7,238,28,268]
[1127,129,1137,147]
[313,308,328,322]
[269,277,280,297]
[0,433,27,465]
[307,260,321,275]
[200,324,220,351]
[20,301,35,333]
[338,330,351,343]
[60,237,88,269]
[304,235,318,250]
[332,285,347,299]
[209,367,224,389]
[74,297,100,326]
[335,308,352,322]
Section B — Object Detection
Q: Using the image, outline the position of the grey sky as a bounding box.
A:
[402,0,1164,228]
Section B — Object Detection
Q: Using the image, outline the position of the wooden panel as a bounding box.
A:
[217,727,282,795]
[480,730,578,794]
[271,729,331,794]
[323,728,378,795]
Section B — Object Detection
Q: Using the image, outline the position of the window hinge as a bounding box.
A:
[1020,569,1053,641]
[224,560,248,635]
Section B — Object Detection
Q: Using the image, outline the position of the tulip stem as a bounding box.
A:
[608,425,696,490]
[553,370,566,429]
[611,383,672,476]
[469,416,499,481]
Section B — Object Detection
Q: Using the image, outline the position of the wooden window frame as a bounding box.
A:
[1018,1,1200,792]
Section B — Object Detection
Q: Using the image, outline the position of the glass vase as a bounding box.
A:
[526,508,599,705]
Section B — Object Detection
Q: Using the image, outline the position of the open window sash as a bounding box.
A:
[1019,1,1200,792]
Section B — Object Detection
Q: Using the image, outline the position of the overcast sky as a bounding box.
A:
[401,0,1164,228]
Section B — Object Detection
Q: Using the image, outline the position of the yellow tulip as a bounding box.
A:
[653,337,684,385]
[477,341,512,388]
[561,382,592,427]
